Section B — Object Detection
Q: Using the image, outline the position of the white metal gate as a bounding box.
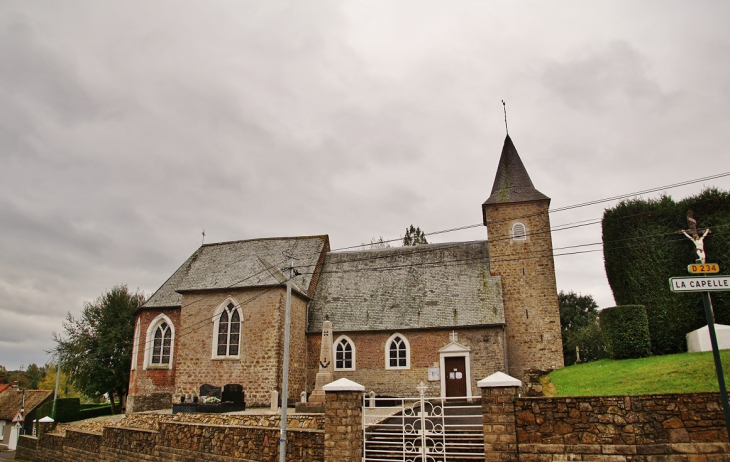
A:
[363,382,484,461]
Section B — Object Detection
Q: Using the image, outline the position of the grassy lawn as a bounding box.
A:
[546,349,730,396]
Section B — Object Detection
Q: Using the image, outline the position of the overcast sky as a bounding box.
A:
[1,1,730,371]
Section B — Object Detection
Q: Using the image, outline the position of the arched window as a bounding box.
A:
[385,333,410,370]
[213,298,242,359]
[333,335,356,371]
[511,222,527,241]
[143,314,175,370]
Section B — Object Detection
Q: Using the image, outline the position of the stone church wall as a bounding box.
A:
[128,308,180,412]
[484,200,564,381]
[173,287,309,407]
[306,326,505,397]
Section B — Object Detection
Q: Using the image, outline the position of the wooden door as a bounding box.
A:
[444,356,466,397]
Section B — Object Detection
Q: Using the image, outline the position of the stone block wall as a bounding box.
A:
[481,385,730,461]
[62,429,102,462]
[484,200,564,381]
[174,287,309,407]
[514,392,730,460]
[99,426,157,462]
[307,326,505,398]
[324,390,362,462]
[17,413,325,462]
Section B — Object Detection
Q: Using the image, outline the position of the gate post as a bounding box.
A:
[323,378,364,462]
[478,372,521,462]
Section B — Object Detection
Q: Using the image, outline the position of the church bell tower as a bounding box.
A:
[482,135,564,380]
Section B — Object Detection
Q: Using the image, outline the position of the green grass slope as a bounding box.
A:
[547,350,730,396]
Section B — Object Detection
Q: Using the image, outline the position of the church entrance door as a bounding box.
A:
[444,356,467,397]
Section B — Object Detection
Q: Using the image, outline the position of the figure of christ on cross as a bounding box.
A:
[679,210,711,264]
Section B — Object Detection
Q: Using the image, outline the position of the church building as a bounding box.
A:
[127,135,564,412]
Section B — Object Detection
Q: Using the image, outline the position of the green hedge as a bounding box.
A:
[602,188,730,354]
[36,401,53,420]
[34,397,80,423]
[79,404,115,420]
[600,305,652,359]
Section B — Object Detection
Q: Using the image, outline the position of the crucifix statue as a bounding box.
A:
[679,210,711,263]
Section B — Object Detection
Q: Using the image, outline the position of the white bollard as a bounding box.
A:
[271,390,279,412]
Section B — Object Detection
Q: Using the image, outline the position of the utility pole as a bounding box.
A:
[279,255,294,462]
[52,352,61,419]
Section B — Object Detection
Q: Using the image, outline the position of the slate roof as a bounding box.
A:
[143,235,329,309]
[308,241,504,333]
[0,390,53,421]
[482,135,549,221]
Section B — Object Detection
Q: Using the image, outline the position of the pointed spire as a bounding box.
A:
[482,136,549,222]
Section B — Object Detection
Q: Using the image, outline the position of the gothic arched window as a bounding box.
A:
[385,333,410,370]
[334,335,356,371]
[143,314,175,369]
[213,300,242,358]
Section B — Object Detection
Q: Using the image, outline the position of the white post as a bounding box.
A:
[271,390,279,412]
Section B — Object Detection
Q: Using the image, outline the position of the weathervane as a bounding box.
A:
[679,210,711,263]
[201,230,205,245]
[502,100,509,135]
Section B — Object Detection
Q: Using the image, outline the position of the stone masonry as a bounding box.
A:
[484,200,564,381]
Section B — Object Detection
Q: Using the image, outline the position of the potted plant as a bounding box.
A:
[177,387,185,403]
[191,388,199,404]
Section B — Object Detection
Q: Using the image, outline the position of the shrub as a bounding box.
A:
[79,404,114,419]
[33,397,80,423]
[600,305,652,359]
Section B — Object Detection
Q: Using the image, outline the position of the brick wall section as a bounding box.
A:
[324,390,363,462]
[484,200,564,381]
[514,393,730,460]
[173,287,309,407]
[482,385,520,462]
[307,327,505,398]
[128,307,180,412]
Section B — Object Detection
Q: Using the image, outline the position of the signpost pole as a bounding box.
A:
[700,290,730,440]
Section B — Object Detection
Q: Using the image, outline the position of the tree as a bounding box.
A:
[558,291,606,364]
[368,236,391,249]
[403,225,428,246]
[37,364,81,398]
[53,285,145,413]
[25,364,44,389]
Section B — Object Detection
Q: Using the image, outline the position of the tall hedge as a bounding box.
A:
[35,397,80,423]
[602,188,730,354]
[600,305,652,359]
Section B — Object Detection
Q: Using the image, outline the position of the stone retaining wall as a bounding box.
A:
[482,385,730,462]
[17,411,326,462]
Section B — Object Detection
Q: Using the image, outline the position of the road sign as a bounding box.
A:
[688,263,720,274]
[669,275,730,292]
[12,412,23,423]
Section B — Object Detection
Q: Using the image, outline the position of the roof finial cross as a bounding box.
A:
[502,100,509,136]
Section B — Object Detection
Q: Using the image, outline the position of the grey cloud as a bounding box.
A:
[543,41,675,113]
